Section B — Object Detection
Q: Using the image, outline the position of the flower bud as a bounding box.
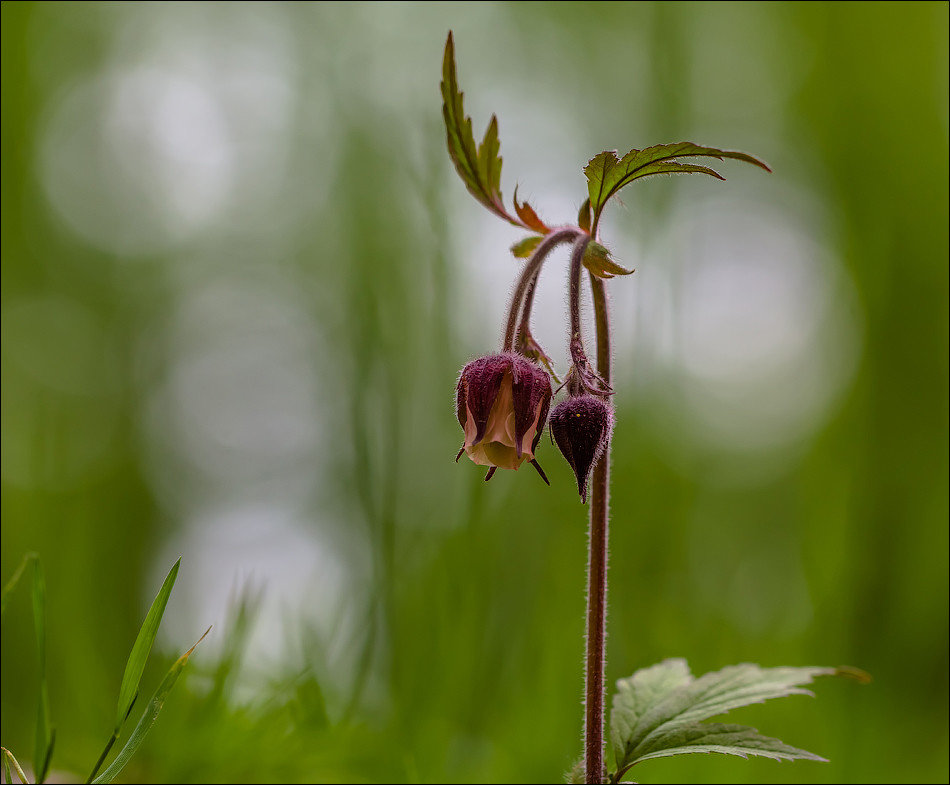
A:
[550,394,613,503]
[455,352,552,482]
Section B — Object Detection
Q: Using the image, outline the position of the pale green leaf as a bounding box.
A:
[1,749,28,785]
[632,722,827,765]
[582,241,634,279]
[114,558,181,732]
[511,235,543,259]
[93,627,210,785]
[611,660,840,776]
[610,658,693,768]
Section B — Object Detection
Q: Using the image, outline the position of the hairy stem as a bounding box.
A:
[502,227,580,352]
[585,271,612,784]
[516,269,541,343]
[568,236,592,344]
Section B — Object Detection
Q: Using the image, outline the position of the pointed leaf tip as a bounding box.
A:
[440,32,543,232]
[114,558,181,733]
[610,660,853,776]
[513,185,549,233]
[585,143,770,230]
[583,241,634,279]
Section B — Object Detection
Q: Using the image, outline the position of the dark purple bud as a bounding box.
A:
[550,394,614,503]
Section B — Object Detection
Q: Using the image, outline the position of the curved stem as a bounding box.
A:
[568,236,591,344]
[502,227,580,352]
[584,271,612,784]
[516,269,541,344]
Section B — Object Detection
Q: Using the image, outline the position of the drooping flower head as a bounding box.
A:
[550,394,614,503]
[455,352,552,482]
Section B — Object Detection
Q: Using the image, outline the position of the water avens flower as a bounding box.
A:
[455,352,552,482]
[550,394,614,503]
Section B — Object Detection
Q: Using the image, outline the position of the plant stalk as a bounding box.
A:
[502,227,580,352]
[86,734,118,784]
[584,271,612,784]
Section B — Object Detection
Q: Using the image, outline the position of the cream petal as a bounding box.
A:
[462,372,531,470]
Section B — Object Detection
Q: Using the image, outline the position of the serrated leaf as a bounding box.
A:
[511,235,543,259]
[92,627,210,785]
[1,552,37,618]
[513,186,549,233]
[114,558,181,733]
[442,32,517,226]
[583,241,633,279]
[32,558,53,784]
[632,722,827,766]
[477,115,503,205]
[585,143,770,230]
[610,658,693,764]
[610,660,840,775]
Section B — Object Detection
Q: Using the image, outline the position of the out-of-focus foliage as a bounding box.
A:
[1,2,947,783]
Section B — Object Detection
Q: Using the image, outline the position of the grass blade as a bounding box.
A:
[92,627,211,785]
[1,749,28,785]
[2,552,37,618]
[114,558,181,733]
[32,558,53,783]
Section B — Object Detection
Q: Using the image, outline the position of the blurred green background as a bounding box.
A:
[2,2,947,783]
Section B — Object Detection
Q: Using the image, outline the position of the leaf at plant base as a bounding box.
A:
[610,660,840,776]
[582,241,633,279]
[114,558,181,733]
[92,627,211,785]
[1,552,37,617]
[584,143,771,228]
[511,235,543,259]
[564,756,585,784]
[631,722,827,766]
[610,658,694,760]
[2,748,28,785]
[513,186,548,234]
[32,558,53,784]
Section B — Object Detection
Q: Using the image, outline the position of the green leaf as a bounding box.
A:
[441,32,543,232]
[582,241,634,279]
[92,627,210,785]
[511,235,543,259]
[610,660,843,777]
[114,558,181,733]
[32,558,53,784]
[441,32,513,226]
[577,198,592,233]
[584,143,771,230]
[631,722,827,766]
[1,552,37,618]
[1,748,28,785]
